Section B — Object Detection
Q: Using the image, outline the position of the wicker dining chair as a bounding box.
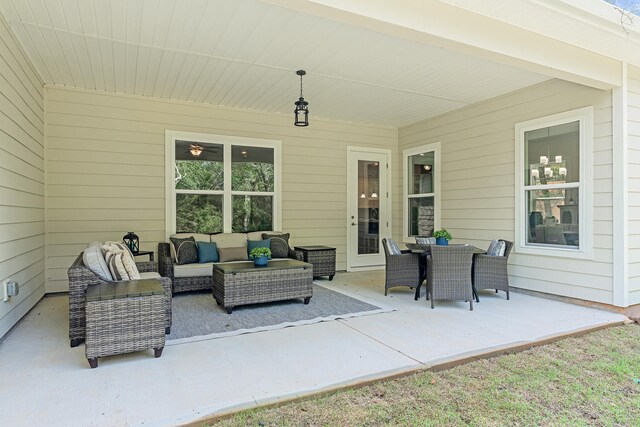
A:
[426,245,474,310]
[382,238,421,296]
[473,240,513,299]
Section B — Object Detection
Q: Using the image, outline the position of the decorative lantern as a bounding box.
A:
[294,70,309,127]
[123,231,139,253]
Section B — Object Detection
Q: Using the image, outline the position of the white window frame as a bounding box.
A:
[165,130,282,237]
[403,142,441,242]
[514,107,593,259]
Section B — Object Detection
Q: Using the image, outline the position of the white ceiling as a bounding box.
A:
[0,0,551,127]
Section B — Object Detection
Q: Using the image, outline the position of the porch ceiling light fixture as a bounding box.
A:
[294,70,309,127]
[189,144,203,157]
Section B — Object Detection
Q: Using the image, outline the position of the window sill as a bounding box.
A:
[515,244,593,260]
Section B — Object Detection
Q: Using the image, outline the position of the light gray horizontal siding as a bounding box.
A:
[0,13,45,339]
[45,86,398,291]
[628,65,640,302]
[399,79,614,304]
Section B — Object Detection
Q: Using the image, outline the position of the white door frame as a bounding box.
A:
[346,146,392,271]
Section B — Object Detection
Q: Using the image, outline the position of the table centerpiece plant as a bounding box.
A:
[433,229,452,246]
[250,247,271,267]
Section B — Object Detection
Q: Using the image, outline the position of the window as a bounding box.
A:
[166,131,281,235]
[515,108,592,257]
[403,143,440,242]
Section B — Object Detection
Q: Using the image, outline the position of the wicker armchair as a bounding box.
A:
[427,245,474,310]
[68,253,172,347]
[473,240,513,299]
[382,238,420,296]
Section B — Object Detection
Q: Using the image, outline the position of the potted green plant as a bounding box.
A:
[249,247,271,267]
[433,229,452,246]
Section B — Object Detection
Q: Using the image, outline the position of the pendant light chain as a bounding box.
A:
[300,73,304,98]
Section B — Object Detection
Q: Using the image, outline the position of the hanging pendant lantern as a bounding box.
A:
[123,231,139,253]
[294,70,309,127]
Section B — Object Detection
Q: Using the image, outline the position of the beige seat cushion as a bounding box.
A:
[210,233,248,248]
[139,272,161,279]
[174,263,214,278]
[247,230,275,241]
[174,257,296,278]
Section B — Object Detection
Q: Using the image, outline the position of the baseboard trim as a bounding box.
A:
[510,286,639,318]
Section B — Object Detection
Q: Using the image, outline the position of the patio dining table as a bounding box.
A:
[406,243,486,303]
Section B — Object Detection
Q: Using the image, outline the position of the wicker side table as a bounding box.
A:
[85,279,166,368]
[294,246,336,280]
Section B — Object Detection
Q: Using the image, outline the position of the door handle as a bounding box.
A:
[351,222,357,226]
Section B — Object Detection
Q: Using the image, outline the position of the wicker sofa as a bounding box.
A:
[68,253,172,348]
[158,231,303,294]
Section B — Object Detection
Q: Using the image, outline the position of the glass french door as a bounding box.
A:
[347,148,390,270]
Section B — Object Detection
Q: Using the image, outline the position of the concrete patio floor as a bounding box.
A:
[0,270,626,427]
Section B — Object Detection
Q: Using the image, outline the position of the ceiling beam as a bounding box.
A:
[263,0,623,90]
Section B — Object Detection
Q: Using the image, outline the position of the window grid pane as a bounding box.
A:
[408,197,434,237]
[525,187,579,248]
[523,118,580,249]
[408,152,434,195]
[232,195,273,233]
[232,145,274,192]
[174,140,277,233]
[176,194,223,234]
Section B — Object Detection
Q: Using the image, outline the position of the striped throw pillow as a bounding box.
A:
[487,239,506,257]
[415,237,436,245]
[104,251,129,281]
[102,241,141,280]
[384,239,402,256]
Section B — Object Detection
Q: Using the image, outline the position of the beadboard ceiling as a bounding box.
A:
[0,0,551,127]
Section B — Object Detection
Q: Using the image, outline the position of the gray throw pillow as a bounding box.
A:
[170,236,198,265]
[218,246,249,262]
[268,237,290,259]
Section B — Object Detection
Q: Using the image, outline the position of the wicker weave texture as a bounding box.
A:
[85,294,165,360]
[159,242,304,293]
[212,265,313,309]
[473,240,513,296]
[301,250,336,277]
[427,245,474,309]
[382,238,420,295]
[68,253,172,346]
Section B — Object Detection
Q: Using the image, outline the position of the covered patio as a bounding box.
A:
[1,271,625,426]
[1,1,640,425]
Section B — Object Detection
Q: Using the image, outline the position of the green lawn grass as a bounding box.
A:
[212,324,640,426]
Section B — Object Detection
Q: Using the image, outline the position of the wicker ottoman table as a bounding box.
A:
[85,279,166,368]
[294,246,336,280]
[212,260,313,314]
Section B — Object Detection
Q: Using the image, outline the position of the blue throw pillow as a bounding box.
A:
[247,239,271,259]
[197,241,218,263]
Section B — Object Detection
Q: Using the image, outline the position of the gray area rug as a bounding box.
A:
[166,284,393,345]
